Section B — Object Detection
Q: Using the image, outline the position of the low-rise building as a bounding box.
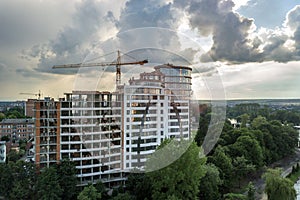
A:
[0,118,34,141]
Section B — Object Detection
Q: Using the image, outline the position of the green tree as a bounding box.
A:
[9,181,30,200]
[263,168,296,200]
[56,159,78,200]
[231,135,264,168]
[0,135,9,142]
[240,113,249,128]
[111,192,133,200]
[0,162,13,198]
[36,167,63,200]
[251,115,268,129]
[0,113,5,122]
[210,146,233,192]
[5,107,25,119]
[12,161,37,199]
[247,182,255,200]
[216,120,236,147]
[0,161,37,199]
[223,193,247,200]
[94,181,109,199]
[266,120,298,161]
[77,184,101,200]
[7,150,20,162]
[270,109,300,124]
[232,156,255,188]
[228,103,261,120]
[198,164,222,200]
[19,139,27,150]
[147,140,206,200]
[126,169,152,200]
[166,194,181,200]
[195,111,211,146]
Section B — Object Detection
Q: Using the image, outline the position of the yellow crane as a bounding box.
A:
[52,50,148,86]
[20,90,42,99]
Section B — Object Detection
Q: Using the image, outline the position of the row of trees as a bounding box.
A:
[0,160,78,200]
[0,106,28,122]
[227,103,300,125]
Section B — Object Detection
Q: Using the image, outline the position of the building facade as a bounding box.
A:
[25,99,35,118]
[34,97,60,168]
[33,64,192,187]
[122,64,192,169]
[59,91,124,187]
[0,118,34,141]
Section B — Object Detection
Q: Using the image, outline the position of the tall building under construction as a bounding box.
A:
[34,64,192,187]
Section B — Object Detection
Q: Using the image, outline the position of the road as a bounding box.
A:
[253,148,300,199]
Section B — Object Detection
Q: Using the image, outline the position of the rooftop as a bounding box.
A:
[0,118,34,124]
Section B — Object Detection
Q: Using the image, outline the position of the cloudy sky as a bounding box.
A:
[0,0,300,100]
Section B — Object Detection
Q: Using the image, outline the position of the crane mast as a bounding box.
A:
[52,51,148,87]
[116,50,121,86]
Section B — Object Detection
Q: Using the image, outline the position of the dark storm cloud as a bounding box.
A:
[262,33,293,62]
[25,0,300,74]
[174,0,300,64]
[117,0,187,59]
[174,0,264,63]
[30,0,197,74]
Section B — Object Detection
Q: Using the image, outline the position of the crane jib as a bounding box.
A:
[52,60,148,69]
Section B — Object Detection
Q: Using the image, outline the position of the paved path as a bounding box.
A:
[253,148,300,199]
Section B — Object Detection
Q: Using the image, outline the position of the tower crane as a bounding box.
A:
[19,90,42,99]
[52,50,148,87]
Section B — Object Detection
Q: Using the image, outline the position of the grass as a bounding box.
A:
[287,165,300,183]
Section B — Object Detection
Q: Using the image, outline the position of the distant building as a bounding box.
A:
[25,99,35,118]
[33,64,193,187]
[0,118,34,141]
[228,118,240,128]
[0,101,25,112]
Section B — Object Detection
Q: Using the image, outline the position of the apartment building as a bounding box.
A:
[34,97,60,168]
[59,91,124,187]
[34,64,192,187]
[122,64,192,169]
[0,118,34,141]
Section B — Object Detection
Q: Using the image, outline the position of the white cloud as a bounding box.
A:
[1,0,300,100]
[231,0,251,10]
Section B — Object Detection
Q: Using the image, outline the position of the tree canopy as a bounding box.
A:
[263,168,296,200]
[146,139,206,200]
[77,184,101,200]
